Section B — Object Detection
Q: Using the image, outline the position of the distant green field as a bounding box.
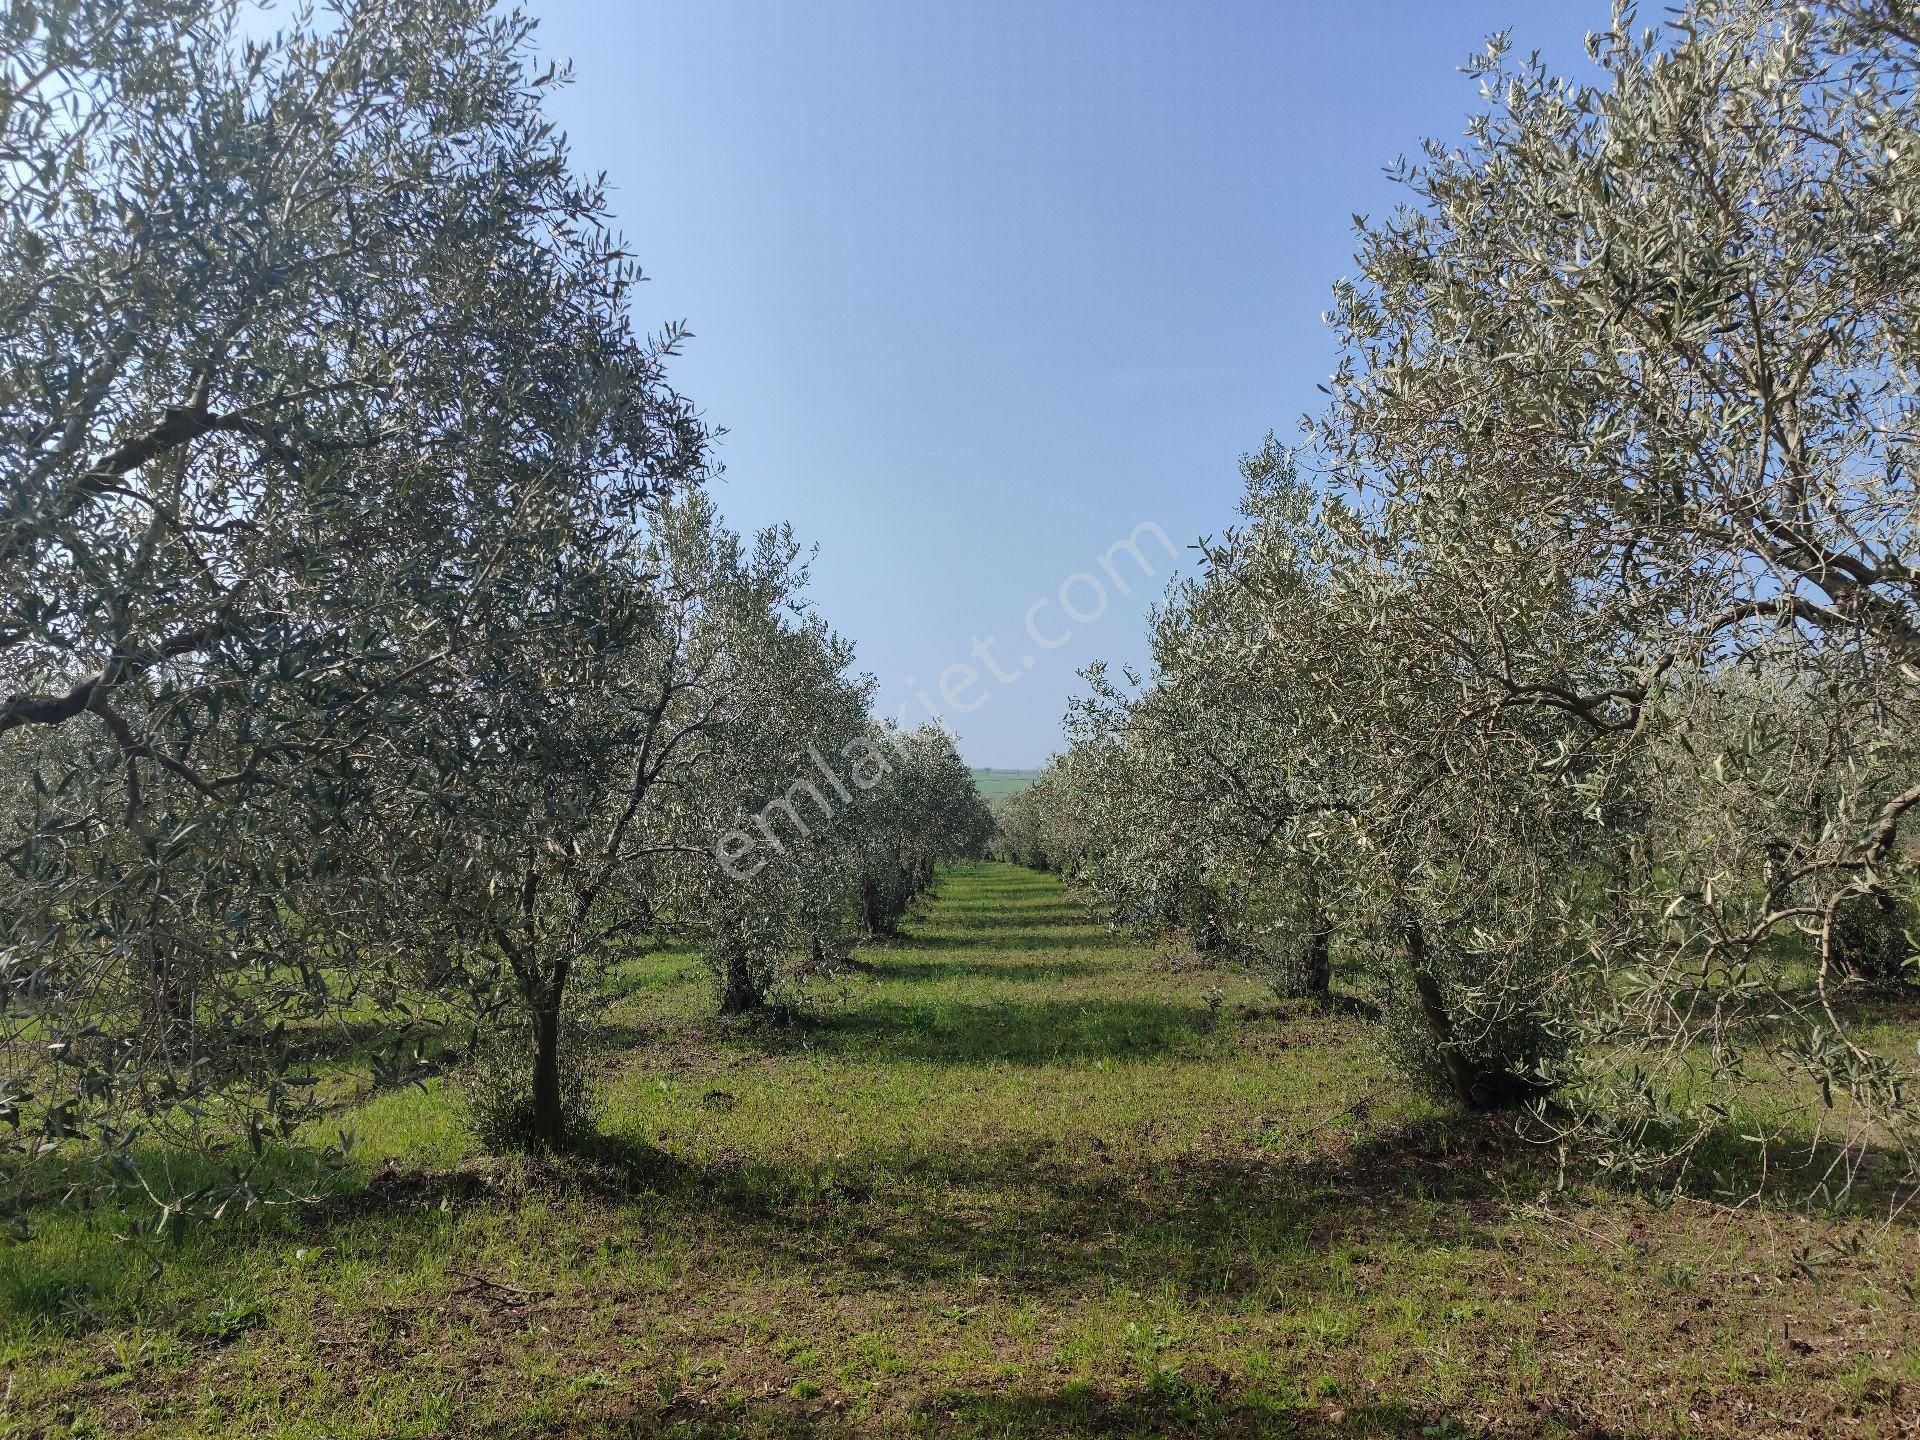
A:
[971,767,1041,800]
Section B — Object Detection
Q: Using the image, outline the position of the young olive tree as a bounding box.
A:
[1048,443,1360,995]
[353,493,774,1151]
[670,542,874,1016]
[685,702,991,1012]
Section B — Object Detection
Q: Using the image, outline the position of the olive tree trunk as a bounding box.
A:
[1303,915,1332,1001]
[718,944,764,1014]
[529,995,566,1149]
[1401,921,1542,1110]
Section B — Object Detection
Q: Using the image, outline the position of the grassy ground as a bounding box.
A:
[969,770,1041,802]
[4,862,1918,1438]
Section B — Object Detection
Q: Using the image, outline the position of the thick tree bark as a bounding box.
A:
[718,945,764,1014]
[144,882,190,1035]
[1401,920,1545,1110]
[529,995,565,1149]
[1403,921,1479,1107]
[861,869,889,936]
[1303,913,1332,1001]
[1192,906,1225,954]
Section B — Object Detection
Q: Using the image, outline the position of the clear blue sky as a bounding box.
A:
[530,1,1594,767]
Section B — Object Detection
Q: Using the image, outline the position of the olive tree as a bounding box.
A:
[666,531,873,1016]
[1030,0,1920,1174]
[1038,439,1596,1097]
[1310,0,1920,1165]
[683,703,991,1013]
[1052,442,1358,994]
[0,0,701,1191]
[351,494,774,1151]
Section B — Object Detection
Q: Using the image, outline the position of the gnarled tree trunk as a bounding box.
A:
[1402,921,1543,1110]
[529,993,565,1149]
[1303,915,1332,1001]
[718,944,764,1014]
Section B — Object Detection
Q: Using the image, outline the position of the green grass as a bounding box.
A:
[4,863,1918,1437]
[970,769,1042,802]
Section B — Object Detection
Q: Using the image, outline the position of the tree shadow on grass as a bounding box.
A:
[901,909,1090,930]
[315,1113,1517,1311]
[717,1116,1537,1294]
[873,956,1121,985]
[26,1077,1917,1351]
[752,995,1219,1065]
[572,1105,1919,1305]
[902,1386,1653,1440]
[10,1107,1524,1340]
[890,929,1126,953]
[461,1384,1659,1438]
[444,1120,1674,1440]
[922,897,1083,915]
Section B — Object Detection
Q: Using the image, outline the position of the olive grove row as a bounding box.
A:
[997,0,1920,1191]
[0,0,992,1216]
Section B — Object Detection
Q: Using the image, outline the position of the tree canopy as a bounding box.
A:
[1011,0,1920,1190]
[0,0,990,1216]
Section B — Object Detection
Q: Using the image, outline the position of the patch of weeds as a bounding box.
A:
[200,1297,266,1342]
[1148,1365,1197,1410]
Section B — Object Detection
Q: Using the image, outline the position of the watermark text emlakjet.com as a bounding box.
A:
[714,519,1179,880]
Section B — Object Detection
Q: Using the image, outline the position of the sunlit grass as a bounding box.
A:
[3,863,1917,1438]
